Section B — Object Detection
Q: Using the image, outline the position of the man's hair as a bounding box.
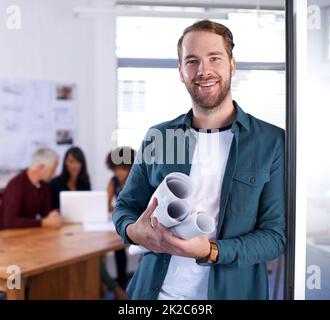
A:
[31,148,59,167]
[177,19,235,64]
[106,146,136,171]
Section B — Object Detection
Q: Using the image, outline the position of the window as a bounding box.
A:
[304,0,330,300]
[118,80,145,112]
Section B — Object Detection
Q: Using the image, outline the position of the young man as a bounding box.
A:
[113,20,286,300]
[0,148,62,229]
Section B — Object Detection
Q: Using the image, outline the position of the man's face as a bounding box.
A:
[39,160,58,183]
[179,31,236,111]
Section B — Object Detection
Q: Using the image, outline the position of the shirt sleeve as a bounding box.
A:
[2,182,42,228]
[40,184,53,218]
[112,132,156,244]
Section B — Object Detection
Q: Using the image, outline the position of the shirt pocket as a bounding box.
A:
[229,170,270,225]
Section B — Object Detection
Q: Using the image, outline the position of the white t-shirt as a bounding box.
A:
[158,127,234,300]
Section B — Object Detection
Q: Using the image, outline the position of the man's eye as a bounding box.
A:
[210,57,221,62]
[186,60,197,65]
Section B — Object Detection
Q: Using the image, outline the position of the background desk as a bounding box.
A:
[0,224,126,300]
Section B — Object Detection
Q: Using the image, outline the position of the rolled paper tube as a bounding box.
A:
[128,245,149,256]
[172,212,216,239]
[128,200,191,256]
[149,173,193,204]
[165,175,192,199]
[129,213,215,255]
[153,199,191,228]
[129,172,194,255]
[149,172,193,228]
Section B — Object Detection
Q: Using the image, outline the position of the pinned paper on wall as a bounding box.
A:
[0,77,77,187]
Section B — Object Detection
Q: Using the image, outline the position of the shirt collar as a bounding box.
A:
[181,100,250,132]
[232,100,250,132]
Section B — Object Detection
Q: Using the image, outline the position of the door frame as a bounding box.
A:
[285,0,308,300]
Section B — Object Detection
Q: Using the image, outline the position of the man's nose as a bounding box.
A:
[197,60,212,77]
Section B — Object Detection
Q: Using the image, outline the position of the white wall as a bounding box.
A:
[93,11,118,190]
[0,0,117,190]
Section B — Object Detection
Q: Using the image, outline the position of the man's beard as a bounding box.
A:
[186,74,232,111]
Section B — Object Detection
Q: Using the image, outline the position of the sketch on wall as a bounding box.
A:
[0,78,76,188]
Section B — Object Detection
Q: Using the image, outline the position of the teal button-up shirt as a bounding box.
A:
[113,101,286,300]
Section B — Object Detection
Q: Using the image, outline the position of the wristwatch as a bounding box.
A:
[196,240,219,265]
[209,240,219,263]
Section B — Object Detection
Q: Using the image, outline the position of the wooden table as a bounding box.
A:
[0,224,126,300]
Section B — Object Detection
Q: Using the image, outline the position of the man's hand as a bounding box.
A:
[126,198,211,259]
[41,210,62,228]
[126,198,160,250]
[151,218,211,259]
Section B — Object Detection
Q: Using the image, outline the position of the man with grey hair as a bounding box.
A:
[0,148,62,229]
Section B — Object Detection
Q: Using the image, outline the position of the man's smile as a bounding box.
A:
[194,81,219,88]
[193,81,220,95]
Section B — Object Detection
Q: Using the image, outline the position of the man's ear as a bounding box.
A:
[179,64,184,83]
[231,57,236,77]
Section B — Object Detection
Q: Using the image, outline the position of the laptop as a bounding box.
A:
[60,191,109,225]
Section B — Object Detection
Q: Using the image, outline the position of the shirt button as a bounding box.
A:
[250,177,256,184]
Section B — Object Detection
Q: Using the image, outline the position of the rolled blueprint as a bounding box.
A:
[129,172,193,255]
[128,173,216,256]
[172,212,215,239]
[152,172,193,227]
[128,211,216,255]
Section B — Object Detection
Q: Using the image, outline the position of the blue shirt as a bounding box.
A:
[113,101,286,300]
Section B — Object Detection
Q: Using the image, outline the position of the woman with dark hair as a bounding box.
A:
[50,146,127,300]
[106,147,136,212]
[106,146,136,289]
[50,146,91,210]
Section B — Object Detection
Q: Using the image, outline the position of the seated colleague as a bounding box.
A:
[50,146,91,210]
[0,148,62,230]
[50,146,127,300]
[106,147,136,288]
[106,147,136,212]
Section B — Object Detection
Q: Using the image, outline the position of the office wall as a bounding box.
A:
[0,0,117,189]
